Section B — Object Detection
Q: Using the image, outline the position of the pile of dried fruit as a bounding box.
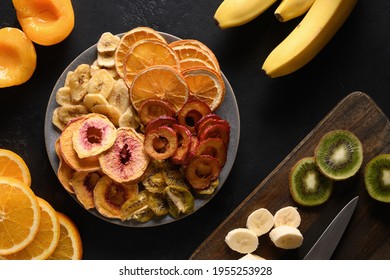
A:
[0,148,82,260]
[52,27,231,223]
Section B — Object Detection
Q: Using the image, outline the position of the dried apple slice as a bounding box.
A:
[144,126,178,160]
[144,115,177,135]
[185,155,221,190]
[138,99,176,126]
[177,100,211,134]
[93,175,139,219]
[99,127,150,184]
[199,122,230,146]
[72,113,117,158]
[170,124,192,165]
[196,138,227,167]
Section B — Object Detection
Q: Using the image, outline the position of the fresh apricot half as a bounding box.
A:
[0,27,37,88]
[12,0,75,46]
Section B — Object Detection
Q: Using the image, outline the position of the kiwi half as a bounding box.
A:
[289,157,333,206]
[364,154,390,203]
[315,130,363,180]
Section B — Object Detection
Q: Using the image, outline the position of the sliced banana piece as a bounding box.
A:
[68,64,91,102]
[225,228,259,254]
[83,93,109,110]
[64,70,74,87]
[98,51,116,68]
[269,225,303,249]
[56,86,76,106]
[90,104,121,127]
[246,208,274,236]
[108,79,130,114]
[56,104,89,126]
[97,32,120,53]
[274,206,301,228]
[239,253,265,260]
[87,69,115,98]
[118,106,140,129]
[52,108,66,131]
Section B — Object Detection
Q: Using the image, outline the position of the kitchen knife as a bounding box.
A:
[303,196,358,260]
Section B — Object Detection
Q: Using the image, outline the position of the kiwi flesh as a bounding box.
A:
[289,157,333,206]
[315,130,363,180]
[364,154,390,203]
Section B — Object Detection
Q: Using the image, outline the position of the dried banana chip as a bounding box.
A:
[107,79,130,114]
[98,51,116,68]
[52,107,66,131]
[68,64,91,102]
[118,106,140,129]
[64,70,74,87]
[56,86,77,106]
[90,103,121,127]
[97,32,120,53]
[87,69,115,98]
[83,93,109,110]
[56,104,89,126]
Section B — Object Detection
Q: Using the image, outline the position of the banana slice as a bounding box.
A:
[90,104,121,127]
[246,208,274,236]
[118,106,140,129]
[239,253,265,260]
[269,225,303,249]
[52,108,66,131]
[56,86,76,106]
[274,206,301,228]
[107,79,130,114]
[83,93,109,110]
[87,69,115,98]
[98,51,116,68]
[64,70,74,87]
[225,228,259,254]
[68,64,91,102]
[56,104,89,126]
[97,32,120,53]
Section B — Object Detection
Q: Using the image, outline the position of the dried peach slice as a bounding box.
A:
[0,27,36,88]
[93,175,138,219]
[58,117,101,172]
[13,0,75,46]
[72,113,117,159]
[99,127,150,184]
[115,26,167,79]
[55,139,75,193]
[69,171,102,210]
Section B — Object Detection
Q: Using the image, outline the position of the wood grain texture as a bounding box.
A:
[190,92,390,260]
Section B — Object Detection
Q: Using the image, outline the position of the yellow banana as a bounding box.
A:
[274,0,315,22]
[262,0,358,78]
[214,0,277,29]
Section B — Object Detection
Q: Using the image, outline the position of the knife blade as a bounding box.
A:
[303,196,359,260]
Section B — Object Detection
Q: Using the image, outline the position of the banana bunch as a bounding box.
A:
[214,0,358,77]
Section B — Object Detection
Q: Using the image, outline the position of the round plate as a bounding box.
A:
[44,31,240,227]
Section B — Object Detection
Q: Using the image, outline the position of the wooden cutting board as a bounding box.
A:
[190,91,390,260]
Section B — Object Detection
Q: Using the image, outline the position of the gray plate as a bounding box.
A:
[44,32,240,227]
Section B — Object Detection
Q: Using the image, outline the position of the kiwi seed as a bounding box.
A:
[314,130,363,180]
[364,154,390,203]
[289,157,333,206]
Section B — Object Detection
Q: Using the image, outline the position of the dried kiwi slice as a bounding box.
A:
[364,154,390,203]
[289,157,333,206]
[315,130,363,180]
[163,185,194,218]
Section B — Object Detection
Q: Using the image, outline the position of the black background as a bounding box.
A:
[0,0,389,259]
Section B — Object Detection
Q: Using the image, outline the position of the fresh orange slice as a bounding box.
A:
[130,65,188,113]
[0,148,31,187]
[47,212,83,260]
[179,58,214,72]
[123,39,180,86]
[0,177,41,255]
[171,44,219,72]
[2,197,60,260]
[169,39,220,70]
[115,27,167,79]
[181,67,226,111]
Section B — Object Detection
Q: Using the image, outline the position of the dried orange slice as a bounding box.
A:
[170,39,220,70]
[172,44,219,72]
[182,67,226,111]
[115,27,167,79]
[0,177,41,255]
[179,58,214,72]
[130,65,188,113]
[123,39,180,86]
[0,148,31,187]
[47,212,83,260]
[2,197,60,260]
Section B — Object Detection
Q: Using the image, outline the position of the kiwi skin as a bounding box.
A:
[364,154,390,203]
[289,157,333,206]
[314,130,363,181]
